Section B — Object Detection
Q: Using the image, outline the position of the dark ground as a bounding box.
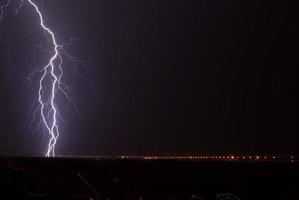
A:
[0,157,298,200]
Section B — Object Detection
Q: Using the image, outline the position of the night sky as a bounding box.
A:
[0,0,298,156]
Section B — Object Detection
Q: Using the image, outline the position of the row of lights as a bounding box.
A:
[119,155,281,160]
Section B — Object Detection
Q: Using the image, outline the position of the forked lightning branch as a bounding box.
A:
[0,0,79,157]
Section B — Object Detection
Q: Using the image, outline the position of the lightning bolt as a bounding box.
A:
[0,0,84,157]
[26,0,61,157]
[0,0,11,21]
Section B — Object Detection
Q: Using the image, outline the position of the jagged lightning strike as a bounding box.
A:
[27,0,61,157]
[0,0,81,157]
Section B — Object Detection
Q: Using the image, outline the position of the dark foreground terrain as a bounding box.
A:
[0,157,298,200]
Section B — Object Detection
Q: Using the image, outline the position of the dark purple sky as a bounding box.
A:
[0,0,298,156]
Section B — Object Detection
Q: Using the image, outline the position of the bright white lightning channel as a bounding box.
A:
[1,0,86,157]
[27,0,61,157]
